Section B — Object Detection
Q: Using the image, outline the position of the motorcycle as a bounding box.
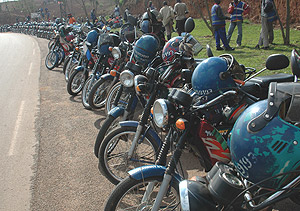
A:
[103,51,294,210]
[178,48,300,211]
[97,17,204,185]
[81,32,121,109]
[45,26,74,70]
[87,21,136,110]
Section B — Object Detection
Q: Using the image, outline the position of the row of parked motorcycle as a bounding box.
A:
[9,8,300,210]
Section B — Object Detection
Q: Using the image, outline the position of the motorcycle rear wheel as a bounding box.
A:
[98,125,159,185]
[104,175,180,211]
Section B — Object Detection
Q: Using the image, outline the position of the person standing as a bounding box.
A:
[227,0,250,48]
[255,0,276,50]
[211,0,234,51]
[159,1,175,40]
[67,13,76,25]
[114,5,120,17]
[174,0,188,36]
[148,1,155,10]
[91,9,96,24]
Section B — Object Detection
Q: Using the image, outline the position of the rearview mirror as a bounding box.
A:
[127,15,137,26]
[266,54,289,70]
[184,17,195,33]
[291,49,300,78]
[206,44,213,57]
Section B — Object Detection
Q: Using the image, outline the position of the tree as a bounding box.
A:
[190,0,214,35]
[274,0,290,45]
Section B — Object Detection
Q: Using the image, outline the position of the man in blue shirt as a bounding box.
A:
[211,0,234,51]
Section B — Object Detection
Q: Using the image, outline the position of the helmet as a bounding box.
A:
[58,25,66,37]
[140,19,150,33]
[162,36,183,63]
[191,55,245,103]
[86,29,99,47]
[133,34,159,64]
[229,82,300,189]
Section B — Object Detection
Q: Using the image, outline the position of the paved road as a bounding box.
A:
[0,33,40,211]
[0,32,299,211]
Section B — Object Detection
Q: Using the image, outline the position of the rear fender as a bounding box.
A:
[129,165,182,182]
[119,121,161,146]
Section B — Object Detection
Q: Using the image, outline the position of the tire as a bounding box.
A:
[62,56,71,75]
[57,49,65,66]
[104,175,180,211]
[98,125,159,185]
[45,50,58,70]
[94,114,122,158]
[88,77,114,110]
[105,82,131,115]
[67,69,88,96]
[81,75,98,110]
[65,62,78,82]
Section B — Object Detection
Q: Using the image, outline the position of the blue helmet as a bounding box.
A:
[86,29,99,47]
[191,56,240,103]
[140,20,150,33]
[133,34,159,64]
[229,82,300,189]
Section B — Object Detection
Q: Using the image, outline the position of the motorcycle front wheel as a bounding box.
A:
[67,69,88,96]
[98,125,159,185]
[94,114,122,158]
[104,175,180,211]
[88,77,114,110]
[45,50,58,70]
[81,75,96,110]
[105,82,131,115]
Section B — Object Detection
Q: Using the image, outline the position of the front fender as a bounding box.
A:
[74,65,84,72]
[119,121,161,146]
[129,165,182,182]
[108,106,125,118]
[101,73,114,81]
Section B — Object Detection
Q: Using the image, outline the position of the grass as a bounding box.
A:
[189,19,300,75]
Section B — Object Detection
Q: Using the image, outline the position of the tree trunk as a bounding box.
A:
[81,0,89,18]
[190,0,214,35]
[285,0,290,44]
[273,1,286,44]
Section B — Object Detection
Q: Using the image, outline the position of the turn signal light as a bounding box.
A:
[109,47,113,51]
[75,47,79,51]
[151,107,153,115]
[136,85,141,92]
[233,79,245,86]
[176,118,186,130]
[110,70,117,76]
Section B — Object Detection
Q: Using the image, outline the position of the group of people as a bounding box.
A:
[150,0,189,40]
[212,0,277,51]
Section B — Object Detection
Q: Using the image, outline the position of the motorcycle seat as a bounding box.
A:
[242,73,294,99]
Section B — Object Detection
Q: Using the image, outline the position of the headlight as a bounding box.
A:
[111,47,121,60]
[120,70,134,87]
[153,99,169,128]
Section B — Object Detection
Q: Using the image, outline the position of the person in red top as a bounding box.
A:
[67,13,76,25]
[226,0,250,48]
